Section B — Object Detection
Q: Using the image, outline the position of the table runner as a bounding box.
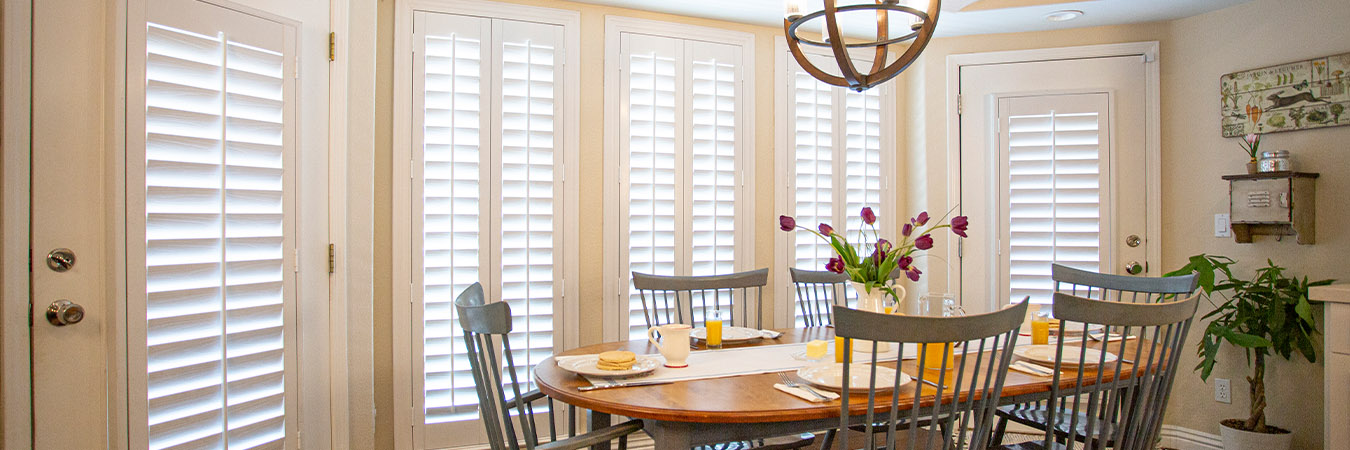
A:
[554,342,933,386]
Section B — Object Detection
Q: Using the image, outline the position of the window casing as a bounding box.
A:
[603,18,756,341]
[774,43,896,326]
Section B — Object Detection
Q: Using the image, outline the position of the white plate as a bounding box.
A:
[796,363,912,393]
[690,326,762,343]
[556,355,661,378]
[1013,345,1117,367]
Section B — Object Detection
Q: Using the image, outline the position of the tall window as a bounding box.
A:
[128,1,298,448]
[400,7,577,448]
[605,18,755,341]
[776,49,895,325]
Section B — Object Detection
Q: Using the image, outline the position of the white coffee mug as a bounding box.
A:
[647,323,692,368]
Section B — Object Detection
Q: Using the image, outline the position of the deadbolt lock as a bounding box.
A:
[46,299,85,326]
[46,248,76,272]
[1126,235,1141,248]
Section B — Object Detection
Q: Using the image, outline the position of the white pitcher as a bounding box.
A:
[647,323,692,368]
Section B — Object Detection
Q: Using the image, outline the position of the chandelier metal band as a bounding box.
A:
[783,0,941,92]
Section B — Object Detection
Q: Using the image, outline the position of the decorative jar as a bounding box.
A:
[1258,150,1291,172]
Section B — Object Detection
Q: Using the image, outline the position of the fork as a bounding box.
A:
[778,372,828,401]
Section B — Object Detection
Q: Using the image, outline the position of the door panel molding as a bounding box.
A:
[945,42,1161,313]
[1,0,33,446]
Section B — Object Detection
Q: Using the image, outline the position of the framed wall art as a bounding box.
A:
[1221,52,1350,137]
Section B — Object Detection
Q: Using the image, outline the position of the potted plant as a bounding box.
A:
[1166,254,1333,450]
[1238,133,1261,174]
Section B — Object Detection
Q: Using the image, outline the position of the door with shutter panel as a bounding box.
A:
[29,0,328,447]
[617,33,749,340]
[409,11,568,449]
[958,55,1151,312]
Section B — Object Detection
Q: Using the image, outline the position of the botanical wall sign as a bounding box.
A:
[1221,52,1350,137]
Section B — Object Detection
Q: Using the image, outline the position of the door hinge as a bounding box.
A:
[328,32,336,62]
[328,243,336,274]
[957,239,963,259]
[957,94,963,115]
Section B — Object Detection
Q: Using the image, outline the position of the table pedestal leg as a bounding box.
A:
[589,410,611,450]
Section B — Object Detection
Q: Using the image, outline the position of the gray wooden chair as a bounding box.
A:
[455,283,644,450]
[788,268,902,327]
[788,268,848,327]
[995,292,1200,450]
[830,299,1030,450]
[990,264,1198,446]
[632,268,769,329]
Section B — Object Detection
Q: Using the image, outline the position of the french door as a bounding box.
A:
[957,50,1157,312]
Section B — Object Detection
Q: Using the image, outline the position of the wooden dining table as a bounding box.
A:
[533,327,1146,450]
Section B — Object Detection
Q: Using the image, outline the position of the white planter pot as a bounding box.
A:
[1220,421,1292,450]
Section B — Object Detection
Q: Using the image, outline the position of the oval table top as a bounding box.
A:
[533,327,1139,424]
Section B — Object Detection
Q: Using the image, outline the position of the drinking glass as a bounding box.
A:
[917,293,960,371]
[706,310,728,349]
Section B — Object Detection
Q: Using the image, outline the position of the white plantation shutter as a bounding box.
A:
[783,53,891,325]
[412,11,567,447]
[1000,93,1110,304]
[416,12,488,425]
[130,2,296,449]
[620,34,747,340]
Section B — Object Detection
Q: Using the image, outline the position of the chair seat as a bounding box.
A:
[697,433,816,450]
[995,405,1117,446]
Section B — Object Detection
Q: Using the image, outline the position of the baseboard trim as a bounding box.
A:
[1159,425,1222,450]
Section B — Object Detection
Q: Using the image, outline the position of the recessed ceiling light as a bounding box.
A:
[1044,10,1084,22]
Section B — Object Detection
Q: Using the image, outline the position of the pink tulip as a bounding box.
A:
[1245,133,1259,145]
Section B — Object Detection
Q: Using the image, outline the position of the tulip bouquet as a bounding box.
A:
[779,206,969,303]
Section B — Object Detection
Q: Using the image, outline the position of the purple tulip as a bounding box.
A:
[818,223,834,236]
[876,238,892,253]
[780,215,796,231]
[902,223,913,237]
[914,211,930,226]
[870,249,885,265]
[861,207,876,225]
[898,255,913,270]
[915,234,934,250]
[951,215,969,238]
[906,266,922,282]
[825,256,845,274]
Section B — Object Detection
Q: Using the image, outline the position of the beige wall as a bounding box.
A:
[372,0,1350,447]
[1158,0,1349,447]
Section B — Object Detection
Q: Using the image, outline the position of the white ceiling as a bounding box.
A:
[566,0,1255,37]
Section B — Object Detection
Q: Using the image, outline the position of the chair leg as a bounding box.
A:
[817,429,836,450]
[619,435,628,450]
[988,416,1008,450]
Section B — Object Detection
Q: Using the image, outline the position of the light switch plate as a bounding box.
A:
[1215,214,1232,238]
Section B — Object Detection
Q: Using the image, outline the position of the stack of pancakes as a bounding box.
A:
[596,351,636,371]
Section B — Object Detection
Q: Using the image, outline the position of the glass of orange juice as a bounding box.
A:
[920,343,954,371]
[706,310,727,349]
[834,336,852,363]
[1030,311,1053,345]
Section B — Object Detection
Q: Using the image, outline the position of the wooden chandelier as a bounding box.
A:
[784,0,941,92]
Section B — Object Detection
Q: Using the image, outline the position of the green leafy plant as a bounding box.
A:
[1166,255,1333,433]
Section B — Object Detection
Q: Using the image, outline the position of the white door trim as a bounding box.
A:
[945,41,1162,312]
[1,0,33,447]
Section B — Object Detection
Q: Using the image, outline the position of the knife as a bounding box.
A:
[577,380,674,391]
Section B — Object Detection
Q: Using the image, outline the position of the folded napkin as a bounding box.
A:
[1010,361,1055,377]
[761,329,784,339]
[774,383,840,402]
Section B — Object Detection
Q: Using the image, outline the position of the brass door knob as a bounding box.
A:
[46,300,85,326]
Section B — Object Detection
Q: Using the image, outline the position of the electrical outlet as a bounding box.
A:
[1215,214,1232,238]
[1215,378,1232,404]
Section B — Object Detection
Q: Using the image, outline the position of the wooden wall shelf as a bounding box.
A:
[1222,171,1318,244]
